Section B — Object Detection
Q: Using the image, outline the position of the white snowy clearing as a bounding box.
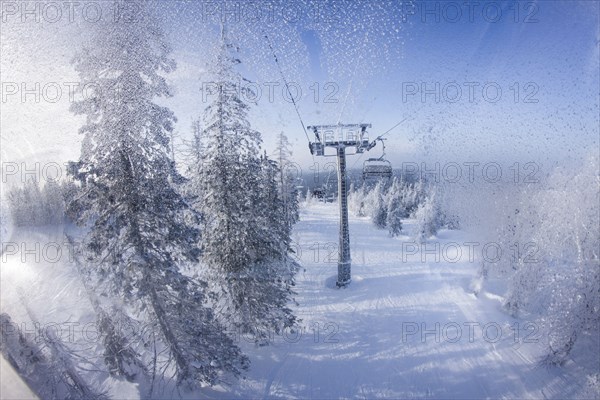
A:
[1,201,597,399]
[0,357,38,400]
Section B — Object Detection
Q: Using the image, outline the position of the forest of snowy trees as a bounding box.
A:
[3,3,300,395]
[1,0,598,398]
[347,178,449,241]
[348,155,599,367]
[186,25,299,345]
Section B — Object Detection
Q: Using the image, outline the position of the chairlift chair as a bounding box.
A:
[363,159,393,180]
[362,138,393,180]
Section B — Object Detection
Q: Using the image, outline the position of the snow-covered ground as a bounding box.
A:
[1,202,598,399]
[0,356,39,400]
[221,202,598,399]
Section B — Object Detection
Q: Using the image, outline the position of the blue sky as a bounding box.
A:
[155,0,598,168]
[1,1,598,171]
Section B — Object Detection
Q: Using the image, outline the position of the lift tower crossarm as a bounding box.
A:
[308,123,371,130]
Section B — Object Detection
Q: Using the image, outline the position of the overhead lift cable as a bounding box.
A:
[263,32,314,161]
[349,116,410,171]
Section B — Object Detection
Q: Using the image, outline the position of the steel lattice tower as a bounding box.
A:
[308,123,374,287]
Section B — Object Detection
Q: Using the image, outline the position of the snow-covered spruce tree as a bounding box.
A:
[403,180,424,217]
[273,132,300,227]
[40,180,65,225]
[413,190,443,242]
[238,153,298,341]
[304,187,314,205]
[68,2,246,387]
[368,180,388,229]
[385,178,403,237]
[531,155,599,365]
[497,192,542,315]
[6,179,42,226]
[194,26,298,342]
[182,118,208,215]
[6,179,66,226]
[348,183,368,217]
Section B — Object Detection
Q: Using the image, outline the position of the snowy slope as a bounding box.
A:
[222,202,599,399]
[0,203,598,399]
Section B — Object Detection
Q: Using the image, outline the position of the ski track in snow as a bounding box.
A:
[229,202,594,399]
[0,203,597,399]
